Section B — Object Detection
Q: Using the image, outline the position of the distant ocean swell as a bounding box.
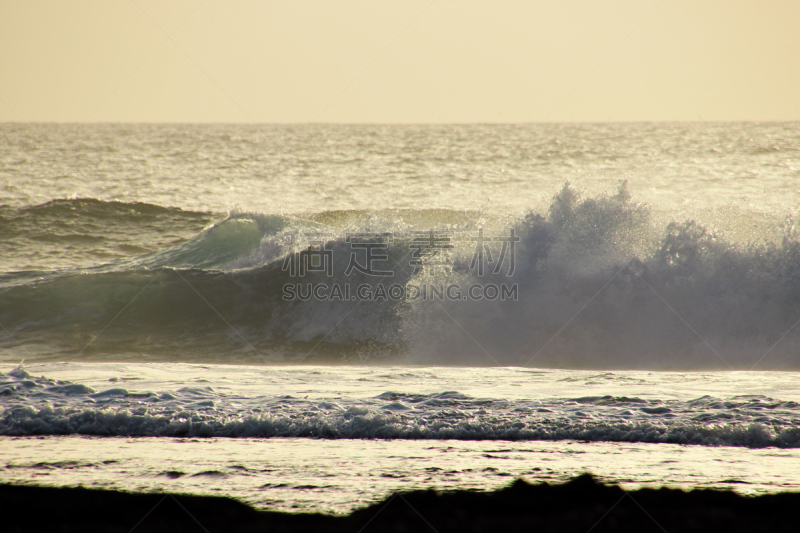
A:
[1,184,799,368]
[2,366,799,447]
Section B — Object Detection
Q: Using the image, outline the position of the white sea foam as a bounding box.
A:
[3,364,800,448]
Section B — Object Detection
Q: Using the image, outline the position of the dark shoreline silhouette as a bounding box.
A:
[1,474,795,532]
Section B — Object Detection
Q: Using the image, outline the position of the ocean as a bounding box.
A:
[2,122,800,513]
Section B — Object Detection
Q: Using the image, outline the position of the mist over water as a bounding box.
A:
[410,183,800,369]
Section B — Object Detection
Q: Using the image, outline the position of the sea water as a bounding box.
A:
[1,122,800,513]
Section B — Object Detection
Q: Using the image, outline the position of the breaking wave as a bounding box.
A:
[1,184,800,368]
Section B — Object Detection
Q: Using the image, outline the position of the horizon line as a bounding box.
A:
[2,119,799,126]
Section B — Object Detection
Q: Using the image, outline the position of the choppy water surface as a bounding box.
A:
[3,123,798,216]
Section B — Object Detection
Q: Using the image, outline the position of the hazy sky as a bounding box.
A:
[2,0,799,123]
